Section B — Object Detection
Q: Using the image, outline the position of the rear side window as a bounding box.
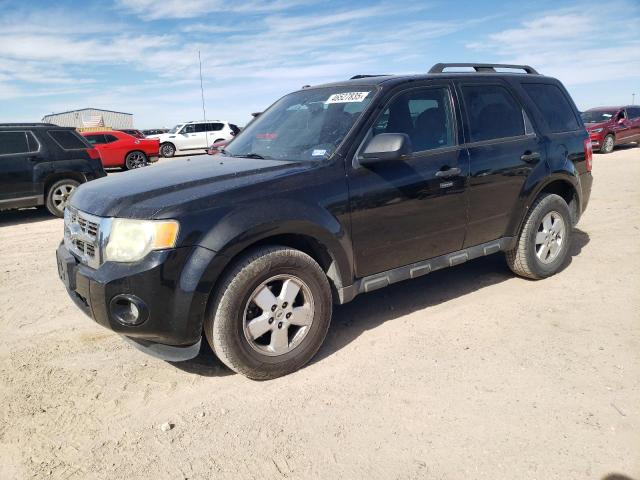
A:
[628,107,640,120]
[461,85,525,142]
[208,123,223,132]
[0,131,39,155]
[522,83,580,132]
[48,130,89,150]
[104,134,119,143]
[230,124,240,135]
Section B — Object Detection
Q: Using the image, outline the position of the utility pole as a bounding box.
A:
[633,93,636,105]
[198,50,207,122]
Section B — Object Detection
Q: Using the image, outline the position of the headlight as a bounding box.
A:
[105,218,179,262]
[591,128,604,133]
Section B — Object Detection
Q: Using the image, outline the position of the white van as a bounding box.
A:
[149,120,239,157]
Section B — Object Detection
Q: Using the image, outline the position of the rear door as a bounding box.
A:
[348,82,469,276]
[456,81,543,247]
[0,130,41,202]
[628,107,640,140]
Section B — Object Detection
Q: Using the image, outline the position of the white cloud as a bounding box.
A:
[466,2,640,85]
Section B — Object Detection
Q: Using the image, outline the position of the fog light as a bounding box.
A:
[109,294,149,326]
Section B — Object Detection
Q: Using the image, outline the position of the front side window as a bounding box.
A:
[85,134,106,145]
[372,87,455,152]
[523,83,579,132]
[628,107,640,120]
[181,124,196,134]
[461,85,525,142]
[0,131,30,155]
[225,86,376,161]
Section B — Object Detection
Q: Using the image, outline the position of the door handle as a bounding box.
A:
[521,151,541,163]
[435,167,461,178]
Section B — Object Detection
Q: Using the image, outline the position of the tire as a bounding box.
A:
[506,193,572,280]
[205,246,332,380]
[45,179,80,217]
[124,151,148,170]
[600,134,615,154]
[160,142,175,158]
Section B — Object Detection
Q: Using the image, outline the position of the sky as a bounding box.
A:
[0,0,638,129]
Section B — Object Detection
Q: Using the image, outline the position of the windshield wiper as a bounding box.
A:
[236,152,266,159]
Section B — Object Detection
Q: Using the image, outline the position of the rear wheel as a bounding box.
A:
[45,179,79,217]
[205,246,332,380]
[160,142,175,158]
[124,151,147,170]
[600,134,615,154]
[506,193,572,279]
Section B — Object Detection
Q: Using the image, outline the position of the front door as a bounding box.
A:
[348,84,469,277]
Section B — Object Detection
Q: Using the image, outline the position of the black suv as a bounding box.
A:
[56,63,593,379]
[0,123,106,217]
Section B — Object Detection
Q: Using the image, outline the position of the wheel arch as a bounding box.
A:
[43,171,86,196]
[515,175,581,234]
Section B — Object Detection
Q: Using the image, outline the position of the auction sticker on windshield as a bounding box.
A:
[325,92,370,104]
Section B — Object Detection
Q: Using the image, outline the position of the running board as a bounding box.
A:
[337,237,515,304]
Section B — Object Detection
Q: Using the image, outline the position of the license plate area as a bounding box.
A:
[57,247,77,290]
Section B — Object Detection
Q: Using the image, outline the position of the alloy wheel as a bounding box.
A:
[535,211,566,264]
[243,275,314,356]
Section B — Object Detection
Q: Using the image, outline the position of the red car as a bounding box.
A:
[81,130,160,169]
[581,106,640,154]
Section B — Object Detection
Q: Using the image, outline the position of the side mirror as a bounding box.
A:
[359,133,412,165]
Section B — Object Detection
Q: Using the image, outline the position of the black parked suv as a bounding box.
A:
[56,64,593,379]
[0,123,106,217]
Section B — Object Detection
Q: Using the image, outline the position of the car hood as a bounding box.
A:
[584,121,609,131]
[70,155,311,218]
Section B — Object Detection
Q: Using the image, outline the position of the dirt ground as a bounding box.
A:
[1,147,639,480]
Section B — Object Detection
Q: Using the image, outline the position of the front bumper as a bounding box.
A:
[56,242,222,360]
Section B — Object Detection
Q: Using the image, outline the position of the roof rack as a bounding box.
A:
[349,74,391,80]
[428,63,539,75]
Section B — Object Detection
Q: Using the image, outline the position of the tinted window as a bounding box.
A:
[48,130,89,150]
[208,123,223,132]
[372,87,455,152]
[195,123,207,133]
[230,124,240,134]
[0,131,30,155]
[462,85,525,142]
[182,124,196,134]
[84,134,106,145]
[522,83,580,132]
[104,134,119,143]
[628,107,640,120]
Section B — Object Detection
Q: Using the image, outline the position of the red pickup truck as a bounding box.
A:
[81,130,159,169]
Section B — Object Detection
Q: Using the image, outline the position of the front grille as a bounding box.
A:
[64,207,105,268]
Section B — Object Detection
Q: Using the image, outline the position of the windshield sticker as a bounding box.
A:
[325,91,370,104]
[312,149,327,156]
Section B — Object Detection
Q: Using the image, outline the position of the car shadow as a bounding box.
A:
[601,475,637,480]
[173,229,590,377]
[0,207,55,227]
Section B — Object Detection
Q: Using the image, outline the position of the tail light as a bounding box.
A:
[583,138,593,172]
[87,148,101,160]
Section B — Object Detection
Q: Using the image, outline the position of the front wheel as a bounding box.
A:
[600,134,615,154]
[160,142,175,158]
[45,179,80,217]
[124,151,148,170]
[205,246,332,380]
[506,193,572,280]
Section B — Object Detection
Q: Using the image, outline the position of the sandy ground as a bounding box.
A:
[0,148,638,480]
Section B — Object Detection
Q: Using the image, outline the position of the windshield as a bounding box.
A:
[168,124,184,134]
[225,86,376,161]
[581,110,615,123]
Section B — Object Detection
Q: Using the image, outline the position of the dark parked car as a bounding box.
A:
[1,123,106,217]
[581,106,640,153]
[57,63,593,379]
[142,129,169,136]
[117,129,146,139]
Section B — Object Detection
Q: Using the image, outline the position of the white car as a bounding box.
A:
[149,120,239,157]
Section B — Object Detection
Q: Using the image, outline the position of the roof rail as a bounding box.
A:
[349,74,391,80]
[428,63,539,75]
